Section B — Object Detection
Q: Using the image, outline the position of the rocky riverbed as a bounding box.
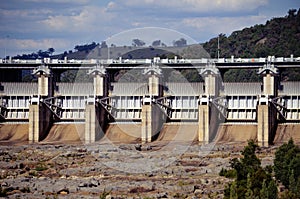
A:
[0,141,277,198]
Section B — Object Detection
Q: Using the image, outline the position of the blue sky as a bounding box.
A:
[0,0,299,57]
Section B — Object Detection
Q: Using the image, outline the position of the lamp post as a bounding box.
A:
[4,35,9,62]
[107,37,110,62]
[217,35,220,60]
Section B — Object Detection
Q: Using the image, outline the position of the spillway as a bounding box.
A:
[42,123,85,144]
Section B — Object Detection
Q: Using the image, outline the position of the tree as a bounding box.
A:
[289,170,296,194]
[229,181,238,199]
[274,139,300,188]
[132,39,145,47]
[260,179,268,199]
[288,9,297,18]
[152,40,161,47]
[222,140,277,199]
[74,42,98,52]
[245,173,254,199]
[48,48,55,56]
[267,180,278,199]
[100,41,108,48]
[173,38,187,47]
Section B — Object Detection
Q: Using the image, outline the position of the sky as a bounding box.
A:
[0,0,299,58]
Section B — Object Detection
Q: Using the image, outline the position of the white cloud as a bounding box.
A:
[23,0,90,4]
[3,0,290,58]
[107,1,117,10]
[122,0,269,12]
[41,5,116,32]
[0,8,52,19]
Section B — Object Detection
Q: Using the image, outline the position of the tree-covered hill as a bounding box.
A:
[203,9,300,82]
[203,9,300,58]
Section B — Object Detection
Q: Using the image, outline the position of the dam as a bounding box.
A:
[0,56,300,146]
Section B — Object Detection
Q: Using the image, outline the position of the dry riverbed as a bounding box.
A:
[0,142,277,198]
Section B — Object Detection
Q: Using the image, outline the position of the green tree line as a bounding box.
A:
[220,139,300,198]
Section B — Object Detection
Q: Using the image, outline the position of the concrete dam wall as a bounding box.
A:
[1,123,299,145]
[1,58,300,146]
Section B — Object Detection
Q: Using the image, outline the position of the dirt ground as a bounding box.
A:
[0,140,278,199]
[0,123,296,198]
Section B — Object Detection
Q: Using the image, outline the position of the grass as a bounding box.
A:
[35,164,48,171]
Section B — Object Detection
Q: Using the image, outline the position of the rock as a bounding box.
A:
[78,182,88,187]
[89,179,99,187]
[77,148,87,153]
[57,188,69,195]
[129,154,143,159]
[194,189,202,194]
[1,182,9,187]
[135,144,142,151]
[119,145,134,151]
[21,177,30,182]
[19,163,25,169]
[156,192,168,198]
[106,195,113,199]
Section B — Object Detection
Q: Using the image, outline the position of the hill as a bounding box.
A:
[203,9,300,82]
[203,9,300,58]
[52,44,210,60]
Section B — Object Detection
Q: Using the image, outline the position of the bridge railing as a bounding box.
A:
[2,55,300,65]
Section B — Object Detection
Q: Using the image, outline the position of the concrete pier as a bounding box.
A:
[198,64,222,143]
[29,66,53,142]
[141,64,164,143]
[257,65,279,146]
[85,103,102,143]
[141,104,152,143]
[85,65,108,142]
[28,104,52,142]
[141,103,165,143]
[198,104,210,144]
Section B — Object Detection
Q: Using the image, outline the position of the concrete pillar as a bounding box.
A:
[29,103,52,142]
[149,75,161,97]
[257,99,278,147]
[200,64,221,97]
[94,74,106,96]
[204,74,219,97]
[141,63,164,143]
[143,63,162,97]
[38,75,51,96]
[88,65,107,97]
[85,103,103,143]
[258,63,278,97]
[257,64,279,146]
[141,103,165,143]
[263,74,276,96]
[198,104,209,144]
[29,66,53,142]
[257,105,269,147]
[142,105,152,143]
[198,65,222,144]
[33,65,52,97]
[85,65,107,143]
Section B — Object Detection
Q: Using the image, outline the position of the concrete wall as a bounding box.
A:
[85,103,106,143]
[198,105,209,144]
[141,103,165,143]
[257,104,277,147]
[28,104,52,142]
[198,104,224,144]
